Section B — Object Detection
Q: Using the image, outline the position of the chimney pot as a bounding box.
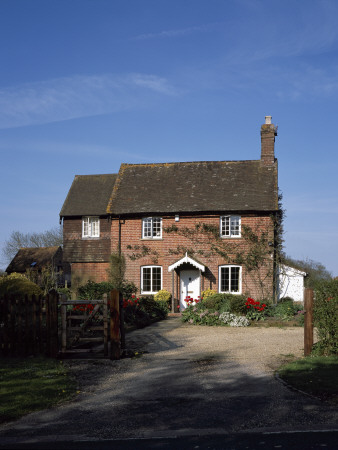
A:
[265,115,272,125]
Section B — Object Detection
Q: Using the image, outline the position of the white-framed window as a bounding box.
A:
[141,266,162,294]
[142,217,162,239]
[220,215,241,238]
[82,216,100,238]
[219,265,242,294]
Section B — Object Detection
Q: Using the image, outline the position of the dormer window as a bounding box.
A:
[142,217,162,239]
[220,215,241,238]
[82,216,100,238]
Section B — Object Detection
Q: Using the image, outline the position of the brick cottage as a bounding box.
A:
[60,116,279,310]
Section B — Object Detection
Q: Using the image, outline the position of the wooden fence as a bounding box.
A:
[1,290,122,360]
[0,290,58,358]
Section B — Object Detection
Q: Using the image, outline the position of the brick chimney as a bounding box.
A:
[261,116,277,166]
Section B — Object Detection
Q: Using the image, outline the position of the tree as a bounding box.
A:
[284,256,332,289]
[2,226,63,263]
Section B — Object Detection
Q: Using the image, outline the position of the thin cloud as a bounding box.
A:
[133,23,217,41]
[0,73,178,129]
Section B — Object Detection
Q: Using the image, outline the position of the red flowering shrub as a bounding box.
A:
[245,297,267,321]
[72,304,94,313]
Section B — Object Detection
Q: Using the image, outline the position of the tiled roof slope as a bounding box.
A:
[6,246,61,273]
[60,174,118,217]
[107,160,278,215]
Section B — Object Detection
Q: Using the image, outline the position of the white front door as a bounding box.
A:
[180,269,200,310]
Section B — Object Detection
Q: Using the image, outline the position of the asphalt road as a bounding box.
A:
[0,317,337,449]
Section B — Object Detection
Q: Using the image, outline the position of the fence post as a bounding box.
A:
[110,289,120,360]
[304,288,314,356]
[61,302,67,353]
[103,294,108,358]
[49,290,59,358]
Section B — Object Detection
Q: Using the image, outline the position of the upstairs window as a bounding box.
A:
[82,217,100,238]
[219,265,241,294]
[220,215,241,238]
[142,217,162,239]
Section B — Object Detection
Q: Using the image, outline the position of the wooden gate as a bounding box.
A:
[59,297,109,358]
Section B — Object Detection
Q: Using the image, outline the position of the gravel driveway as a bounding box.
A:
[0,317,337,444]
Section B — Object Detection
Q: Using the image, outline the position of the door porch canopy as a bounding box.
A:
[168,253,205,273]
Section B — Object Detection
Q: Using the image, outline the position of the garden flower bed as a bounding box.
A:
[181,293,304,327]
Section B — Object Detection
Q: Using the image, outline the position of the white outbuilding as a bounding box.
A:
[277,265,307,302]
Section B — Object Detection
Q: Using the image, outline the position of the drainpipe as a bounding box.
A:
[118,216,125,350]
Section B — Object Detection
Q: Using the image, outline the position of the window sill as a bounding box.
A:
[141,238,163,241]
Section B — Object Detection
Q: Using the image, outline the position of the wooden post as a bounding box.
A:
[110,289,120,360]
[304,288,314,356]
[103,294,108,358]
[61,303,67,353]
[48,290,59,358]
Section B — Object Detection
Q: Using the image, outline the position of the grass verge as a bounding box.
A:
[278,355,338,403]
[0,357,78,424]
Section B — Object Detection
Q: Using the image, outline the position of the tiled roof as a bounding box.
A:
[60,174,118,217]
[106,160,278,215]
[6,246,62,273]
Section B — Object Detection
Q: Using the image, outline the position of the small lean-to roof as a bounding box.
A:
[107,160,278,215]
[60,174,118,217]
[6,246,62,273]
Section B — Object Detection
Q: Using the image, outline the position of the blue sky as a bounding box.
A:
[1,0,338,275]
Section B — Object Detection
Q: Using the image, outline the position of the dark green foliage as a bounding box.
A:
[202,293,227,311]
[202,293,248,314]
[123,296,168,328]
[0,277,42,297]
[228,294,248,315]
[312,280,338,355]
[78,280,114,300]
[138,297,168,320]
[267,299,301,320]
[77,280,137,300]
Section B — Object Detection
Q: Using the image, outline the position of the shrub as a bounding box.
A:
[78,280,114,300]
[122,295,168,328]
[77,280,137,300]
[138,296,169,320]
[313,280,338,355]
[182,305,220,326]
[154,289,171,302]
[0,273,42,297]
[201,289,217,299]
[202,293,224,310]
[270,299,298,320]
[279,296,295,303]
[228,294,248,315]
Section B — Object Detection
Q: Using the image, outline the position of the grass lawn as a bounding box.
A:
[278,356,338,403]
[0,357,78,424]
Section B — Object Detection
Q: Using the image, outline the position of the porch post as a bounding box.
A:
[199,269,201,299]
[171,270,175,313]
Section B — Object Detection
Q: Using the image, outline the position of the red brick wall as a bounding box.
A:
[71,262,110,285]
[112,214,275,300]
[66,213,275,300]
